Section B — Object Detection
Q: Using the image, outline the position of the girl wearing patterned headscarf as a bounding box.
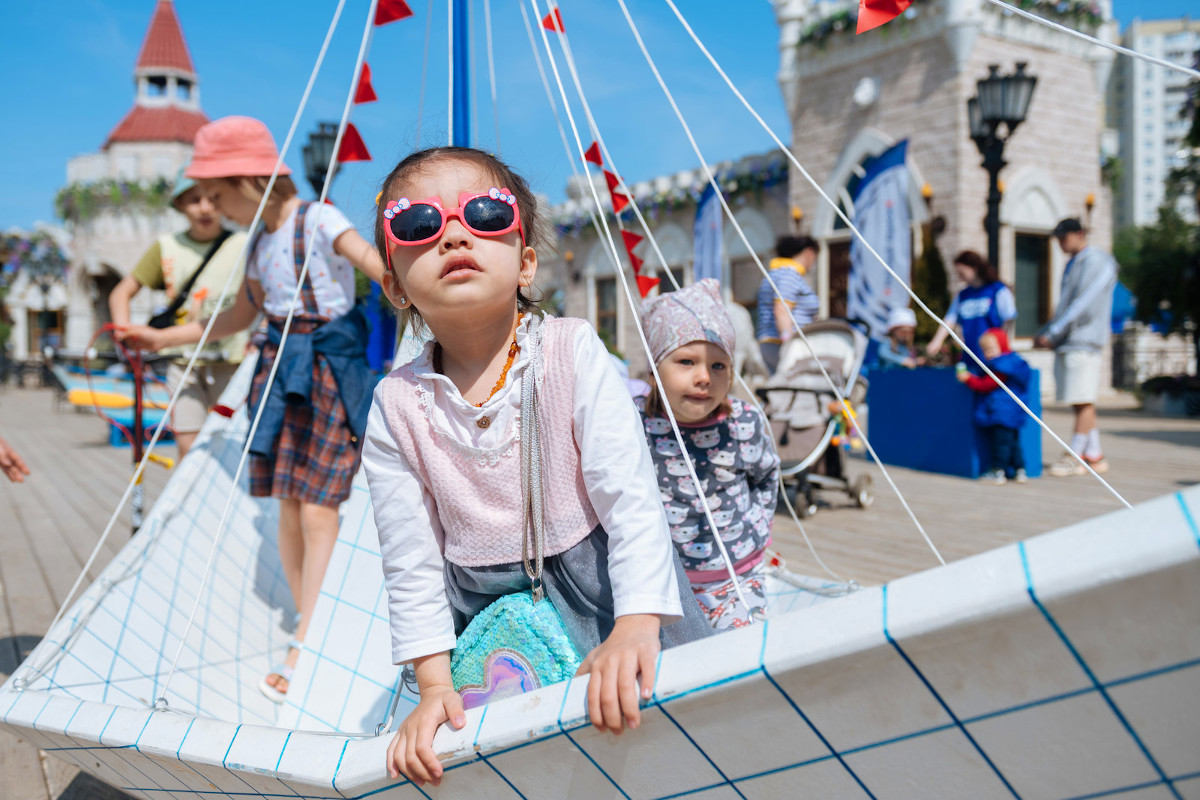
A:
[638,279,780,630]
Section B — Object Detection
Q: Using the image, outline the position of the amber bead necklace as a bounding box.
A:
[433,315,522,408]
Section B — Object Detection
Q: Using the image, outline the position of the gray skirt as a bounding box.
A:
[444,525,713,657]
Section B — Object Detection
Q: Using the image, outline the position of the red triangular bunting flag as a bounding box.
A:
[621,230,643,253]
[629,252,644,275]
[611,193,630,214]
[636,275,660,297]
[336,123,372,163]
[541,8,565,32]
[584,142,603,167]
[376,0,414,25]
[856,0,911,33]
[354,63,378,104]
[603,170,621,193]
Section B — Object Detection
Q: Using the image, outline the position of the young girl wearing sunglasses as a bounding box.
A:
[363,147,710,787]
[119,116,386,705]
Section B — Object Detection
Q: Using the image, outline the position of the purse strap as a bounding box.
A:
[163,229,233,317]
[519,313,546,602]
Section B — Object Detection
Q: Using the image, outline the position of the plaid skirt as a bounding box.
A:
[247,340,360,507]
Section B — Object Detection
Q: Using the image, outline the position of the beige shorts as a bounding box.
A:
[1054,349,1102,405]
[166,362,241,433]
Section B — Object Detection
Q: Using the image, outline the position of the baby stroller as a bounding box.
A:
[756,320,873,518]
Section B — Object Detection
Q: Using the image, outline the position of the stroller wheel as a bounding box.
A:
[851,475,874,509]
[798,485,817,519]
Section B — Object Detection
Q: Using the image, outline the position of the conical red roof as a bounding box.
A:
[136,0,195,73]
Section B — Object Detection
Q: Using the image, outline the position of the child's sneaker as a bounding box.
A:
[1013,468,1028,484]
[1047,454,1085,477]
[1083,455,1109,473]
[979,469,1007,485]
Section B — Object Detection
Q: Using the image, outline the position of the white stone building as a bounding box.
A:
[9,0,209,360]
[776,0,1116,348]
[1109,17,1200,229]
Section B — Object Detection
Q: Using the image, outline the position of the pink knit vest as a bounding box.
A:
[379,317,600,567]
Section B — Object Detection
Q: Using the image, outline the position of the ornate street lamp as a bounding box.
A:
[967,63,1037,269]
[303,122,341,198]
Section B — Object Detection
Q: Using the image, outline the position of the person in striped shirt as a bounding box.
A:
[755,235,820,374]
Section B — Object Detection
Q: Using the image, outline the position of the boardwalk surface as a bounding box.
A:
[1,384,1197,799]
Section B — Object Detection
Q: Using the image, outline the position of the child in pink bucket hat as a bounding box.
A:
[636,279,780,630]
[121,115,386,704]
[186,115,293,179]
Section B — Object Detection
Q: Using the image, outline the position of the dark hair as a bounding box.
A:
[373,147,544,330]
[776,235,817,260]
[953,249,999,285]
[1052,218,1084,238]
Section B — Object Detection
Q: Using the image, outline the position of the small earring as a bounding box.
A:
[397,296,410,308]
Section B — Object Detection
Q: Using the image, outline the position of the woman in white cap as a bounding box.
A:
[109,166,249,459]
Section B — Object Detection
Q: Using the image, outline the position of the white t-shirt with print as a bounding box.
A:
[246,202,356,319]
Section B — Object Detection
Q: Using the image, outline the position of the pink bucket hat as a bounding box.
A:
[641,278,736,364]
[185,116,291,179]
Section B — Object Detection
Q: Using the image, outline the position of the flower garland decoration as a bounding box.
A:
[55,177,174,223]
[0,231,69,291]
[795,0,1102,49]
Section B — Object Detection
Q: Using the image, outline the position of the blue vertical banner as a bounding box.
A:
[693,183,723,283]
[847,140,911,339]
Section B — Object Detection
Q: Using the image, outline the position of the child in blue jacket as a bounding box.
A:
[957,327,1031,484]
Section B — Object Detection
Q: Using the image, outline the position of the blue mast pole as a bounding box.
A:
[451,0,470,146]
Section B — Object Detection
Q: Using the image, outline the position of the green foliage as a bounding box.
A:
[1117,207,1200,373]
[793,0,1099,50]
[55,178,174,223]
[1101,155,1122,195]
[910,218,950,347]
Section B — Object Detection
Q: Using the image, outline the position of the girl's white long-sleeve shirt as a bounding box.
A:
[362,317,684,665]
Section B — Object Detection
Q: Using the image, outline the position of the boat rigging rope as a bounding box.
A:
[447,0,456,143]
[13,0,356,694]
[986,0,1200,80]
[662,0,1133,511]
[415,0,435,148]
[484,0,502,153]
[530,0,762,617]
[524,0,849,586]
[613,0,944,566]
[156,0,381,708]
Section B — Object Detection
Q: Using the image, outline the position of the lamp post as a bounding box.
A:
[303,122,341,198]
[967,63,1037,269]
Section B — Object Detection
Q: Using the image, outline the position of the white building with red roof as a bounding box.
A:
[27,0,212,360]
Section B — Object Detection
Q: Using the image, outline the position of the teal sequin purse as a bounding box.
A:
[450,592,582,709]
[449,316,583,709]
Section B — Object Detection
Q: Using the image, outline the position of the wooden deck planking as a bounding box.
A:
[1,388,165,800]
[1,385,1197,798]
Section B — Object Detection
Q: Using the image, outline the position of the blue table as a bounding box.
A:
[865,367,1042,479]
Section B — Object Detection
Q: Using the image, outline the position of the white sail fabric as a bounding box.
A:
[1,359,1196,796]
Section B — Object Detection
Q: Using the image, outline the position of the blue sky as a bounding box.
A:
[0,0,1193,235]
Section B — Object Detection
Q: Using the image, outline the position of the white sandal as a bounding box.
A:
[258,639,301,704]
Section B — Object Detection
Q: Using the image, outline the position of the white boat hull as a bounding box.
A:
[2,360,1198,798]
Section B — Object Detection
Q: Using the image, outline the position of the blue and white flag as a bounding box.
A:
[693,183,723,283]
[847,140,911,340]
